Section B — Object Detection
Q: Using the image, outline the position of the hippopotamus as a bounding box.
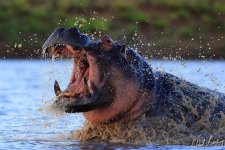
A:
[42,27,225,127]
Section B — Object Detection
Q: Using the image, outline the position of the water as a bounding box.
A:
[0,59,225,150]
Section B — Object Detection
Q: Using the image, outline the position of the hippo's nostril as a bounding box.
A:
[107,40,111,43]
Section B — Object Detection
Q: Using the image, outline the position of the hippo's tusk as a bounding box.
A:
[54,80,62,96]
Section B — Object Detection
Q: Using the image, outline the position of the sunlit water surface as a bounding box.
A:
[0,59,225,150]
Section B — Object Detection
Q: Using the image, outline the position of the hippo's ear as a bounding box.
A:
[99,36,114,51]
[119,45,134,62]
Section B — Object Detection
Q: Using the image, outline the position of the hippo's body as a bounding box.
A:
[106,46,225,126]
[42,27,225,127]
[151,70,225,126]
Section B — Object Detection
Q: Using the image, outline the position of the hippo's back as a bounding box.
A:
[151,71,225,127]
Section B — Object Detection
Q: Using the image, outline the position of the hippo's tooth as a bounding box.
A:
[54,80,62,96]
[42,47,47,54]
[52,53,61,59]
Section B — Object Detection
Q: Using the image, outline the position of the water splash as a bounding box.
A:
[71,114,225,145]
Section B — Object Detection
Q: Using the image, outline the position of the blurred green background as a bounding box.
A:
[0,0,225,59]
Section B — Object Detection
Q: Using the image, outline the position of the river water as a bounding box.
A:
[0,59,225,150]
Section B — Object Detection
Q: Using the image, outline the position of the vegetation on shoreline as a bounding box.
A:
[0,0,225,59]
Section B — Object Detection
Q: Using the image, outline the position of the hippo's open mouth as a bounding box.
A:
[43,41,91,100]
[52,51,96,113]
[42,27,109,113]
[54,50,90,98]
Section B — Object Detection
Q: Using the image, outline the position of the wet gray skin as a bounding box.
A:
[43,27,225,125]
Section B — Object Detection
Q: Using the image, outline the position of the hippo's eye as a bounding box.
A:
[107,40,111,43]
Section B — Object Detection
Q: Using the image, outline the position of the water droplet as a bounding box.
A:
[18,44,22,48]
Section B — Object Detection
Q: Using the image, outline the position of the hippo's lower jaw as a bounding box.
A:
[53,81,110,113]
[54,93,102,113]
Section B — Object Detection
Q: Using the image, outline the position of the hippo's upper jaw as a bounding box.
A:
[42,27,90,56]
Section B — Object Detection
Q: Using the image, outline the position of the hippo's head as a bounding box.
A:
[43,27,154,123]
